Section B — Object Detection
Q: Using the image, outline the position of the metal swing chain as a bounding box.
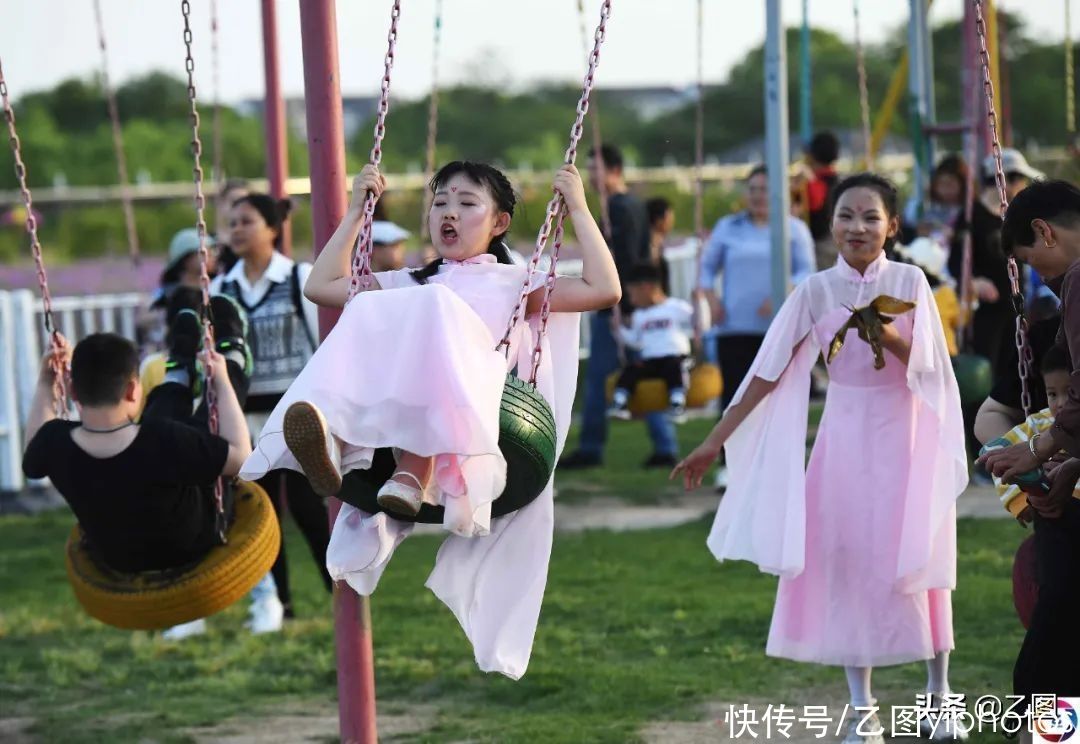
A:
[576,0,612,240]
[1068,0,1076,135]
[496,0,612,385]
[975,0,1034,417]
[420,0,442,241]
[93,0,141,266]
[349,0,402,301]
[853,0,873,170]
[0,59,69,417]
[181,0,226,532]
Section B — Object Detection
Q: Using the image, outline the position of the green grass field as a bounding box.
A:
[0,499,1026,742]
[555,406,823,503]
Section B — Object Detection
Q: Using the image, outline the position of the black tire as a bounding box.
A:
[337,374,557,524]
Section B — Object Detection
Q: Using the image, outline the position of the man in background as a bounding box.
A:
[560,144,681,470]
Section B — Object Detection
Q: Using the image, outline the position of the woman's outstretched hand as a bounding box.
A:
[670,443,721,491]
[350,164,387,214]
[552,164,589,215]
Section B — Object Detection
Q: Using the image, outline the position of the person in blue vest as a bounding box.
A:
[211,192,330,626]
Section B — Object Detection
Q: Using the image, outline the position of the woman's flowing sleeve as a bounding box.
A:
[707,280,820,577]
[895,272,968,591]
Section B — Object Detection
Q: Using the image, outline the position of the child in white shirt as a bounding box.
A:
[610,263,694,419]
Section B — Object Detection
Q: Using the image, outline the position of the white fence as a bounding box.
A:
[0,239,703,492]
[0,290,145,491]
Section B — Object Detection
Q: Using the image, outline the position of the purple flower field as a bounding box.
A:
[0,257,166,296]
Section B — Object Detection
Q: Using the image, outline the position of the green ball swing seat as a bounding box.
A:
[951,352,993,405]
[336,374,558,523]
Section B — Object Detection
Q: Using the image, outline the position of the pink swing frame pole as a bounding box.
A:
[298,1,378,742]
[261,0,292,255]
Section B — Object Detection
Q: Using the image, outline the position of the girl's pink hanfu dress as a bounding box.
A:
[708,252,968,666]
[240,255,580,679]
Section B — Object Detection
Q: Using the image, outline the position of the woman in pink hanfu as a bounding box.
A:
[675,174,968,742]
[240,161,621,679]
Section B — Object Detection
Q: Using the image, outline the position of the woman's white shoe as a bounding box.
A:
[376,471,425,516]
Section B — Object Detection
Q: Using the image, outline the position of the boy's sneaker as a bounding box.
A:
[714,466,729,492]
[283,401,343,498]
[209,295,253,376]
[164,309,204,396]
[247,593,285,635]
[608,389,632,420]
[668,402,687,423]
[162,618,207,641]
[668,390,687,422]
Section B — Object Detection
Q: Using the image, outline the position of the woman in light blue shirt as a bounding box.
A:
[698,165,816,488]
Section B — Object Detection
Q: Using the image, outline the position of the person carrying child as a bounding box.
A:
[977,179,1080,706]
[986,345,1076,522]
[21,302,253,633]
[609,263,693,420]
[239,160,618,678]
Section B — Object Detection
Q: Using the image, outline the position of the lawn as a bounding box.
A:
[0,502,1026,742]
[554,403,824,504]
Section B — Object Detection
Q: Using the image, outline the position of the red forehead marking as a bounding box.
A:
[450,186,457,192]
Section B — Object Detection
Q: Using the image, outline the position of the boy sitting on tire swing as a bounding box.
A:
[22,301,252,578]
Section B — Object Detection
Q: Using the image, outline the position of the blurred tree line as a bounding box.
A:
[0,11,1076,261]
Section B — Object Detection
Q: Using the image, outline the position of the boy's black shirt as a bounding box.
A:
[23,418,229,573]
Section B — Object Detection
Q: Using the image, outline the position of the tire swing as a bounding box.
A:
[0,19,279,630]
[604,363,722,415]
[603,0,720,417]
[65,481,279,630]
[336,1,615,523]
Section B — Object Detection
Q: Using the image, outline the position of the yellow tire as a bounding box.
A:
[685,363,722,408]
[65,481,280,631]
[605,362,723,415]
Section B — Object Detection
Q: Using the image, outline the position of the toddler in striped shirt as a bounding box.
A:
[986,344,1077,522]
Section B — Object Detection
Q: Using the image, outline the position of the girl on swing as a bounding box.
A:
[240,160,619,678]
[674,174,969,742]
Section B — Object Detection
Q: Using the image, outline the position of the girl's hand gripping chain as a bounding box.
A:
[351,164,386,213]
[552,164,589,215]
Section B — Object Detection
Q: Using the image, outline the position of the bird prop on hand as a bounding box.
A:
[827,295,916,370]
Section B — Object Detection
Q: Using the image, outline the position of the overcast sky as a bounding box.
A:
[1,1,1070,103]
